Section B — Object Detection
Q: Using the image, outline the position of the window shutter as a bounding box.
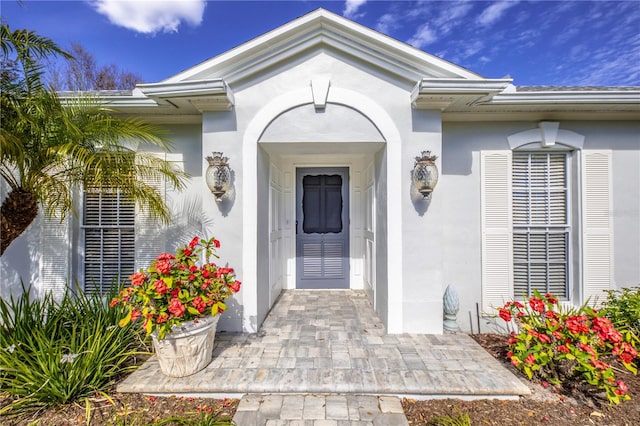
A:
[83,189,135,294]
[481,151,513,312]
[582,150,613,304]
[41,214,71,299]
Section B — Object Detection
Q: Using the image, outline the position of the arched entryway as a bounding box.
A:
[242,85,404,334]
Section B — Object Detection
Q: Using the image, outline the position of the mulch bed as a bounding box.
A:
[3,333,639,425]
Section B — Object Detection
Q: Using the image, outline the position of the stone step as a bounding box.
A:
[232,394,409,426]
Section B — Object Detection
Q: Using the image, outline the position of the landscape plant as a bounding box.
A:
[601,286,640,338]
[0,285,148,417]
[112,236,241,340]
[1,23,187,255]
[498,291,639,405]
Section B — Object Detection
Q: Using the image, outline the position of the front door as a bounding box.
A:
[296,167,349,289]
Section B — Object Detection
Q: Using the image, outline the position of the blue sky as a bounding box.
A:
[2,1,639,86]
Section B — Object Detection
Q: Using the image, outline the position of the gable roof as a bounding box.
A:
[106,8,637,121]
[162,8,483,85]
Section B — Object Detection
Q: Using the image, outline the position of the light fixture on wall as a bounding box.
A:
[412,151,439,199]
[205,152,231,202]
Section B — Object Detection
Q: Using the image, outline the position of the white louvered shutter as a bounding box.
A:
[83,188,135,294]
[512,152,569,298]
[481,151,513,312]
[582,150,613,305]
[41,214,71,299]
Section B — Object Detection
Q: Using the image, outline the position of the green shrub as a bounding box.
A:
[601,286,640,337]
[0,284,149,417]
[498,291,638,405]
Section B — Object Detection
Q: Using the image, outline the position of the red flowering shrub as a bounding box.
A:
[111,236,241,339]
[498,291,638,405]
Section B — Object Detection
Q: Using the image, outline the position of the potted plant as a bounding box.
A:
[111,236,241,377]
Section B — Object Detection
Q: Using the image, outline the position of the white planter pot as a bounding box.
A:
[151,314,219,377]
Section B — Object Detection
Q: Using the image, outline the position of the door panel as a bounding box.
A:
[296,168,349,289]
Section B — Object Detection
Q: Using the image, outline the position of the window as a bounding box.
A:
[82,188,135,294]
[512,152,569,298]
[302,174,343,234]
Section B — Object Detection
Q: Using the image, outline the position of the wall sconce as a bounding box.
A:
[205,152,231,202]
[412,151,439,199]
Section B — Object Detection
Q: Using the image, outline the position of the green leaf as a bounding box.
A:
[118,311,131,328]
[187,307,200,316]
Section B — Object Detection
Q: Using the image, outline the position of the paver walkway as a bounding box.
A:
[118,290,529,424]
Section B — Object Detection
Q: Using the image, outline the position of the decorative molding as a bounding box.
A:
[508,122,585,150]
[311,75,331,109]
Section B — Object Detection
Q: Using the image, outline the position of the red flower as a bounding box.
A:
[213,239,221,248]
[156,259,172,274]
[192,296,207,314]
[544,293,558,304]
[130,309,141,322]
[514,301,524,309]
[615,380,628,396]
[577,342,596,358]
[498,308,512,322]
[591,360,610,370]
[157,253,175,261]
[202,268,211,278]
[130,272,147,286]
[511,358,520,366]
[109,298,119,308]
[156,313,169,324]
[538,333,551,344]
[153,279,169,295]
[229,280,241,293]
[189,236,199,248]
[529,297,545,313]
[170,288,180,298]
[189,274,196,281]
[619,352,635,364]
[190,265,198,273]
[525,354,536,365]
[558,345,570,354]
[566,315,590,334]
[168,298,185,317]
[183,248,192,257]
[544,310,557,320]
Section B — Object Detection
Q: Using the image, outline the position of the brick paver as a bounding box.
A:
[117,290,530,424]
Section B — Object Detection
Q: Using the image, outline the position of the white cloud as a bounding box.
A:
[90,0,206,34]
[433,1,473,36]
[376,13,398,34]
[407,23,437,49]
[343,0,367,19]
[477,1,518,27]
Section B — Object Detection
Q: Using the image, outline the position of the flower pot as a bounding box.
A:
[151,314,220,377]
